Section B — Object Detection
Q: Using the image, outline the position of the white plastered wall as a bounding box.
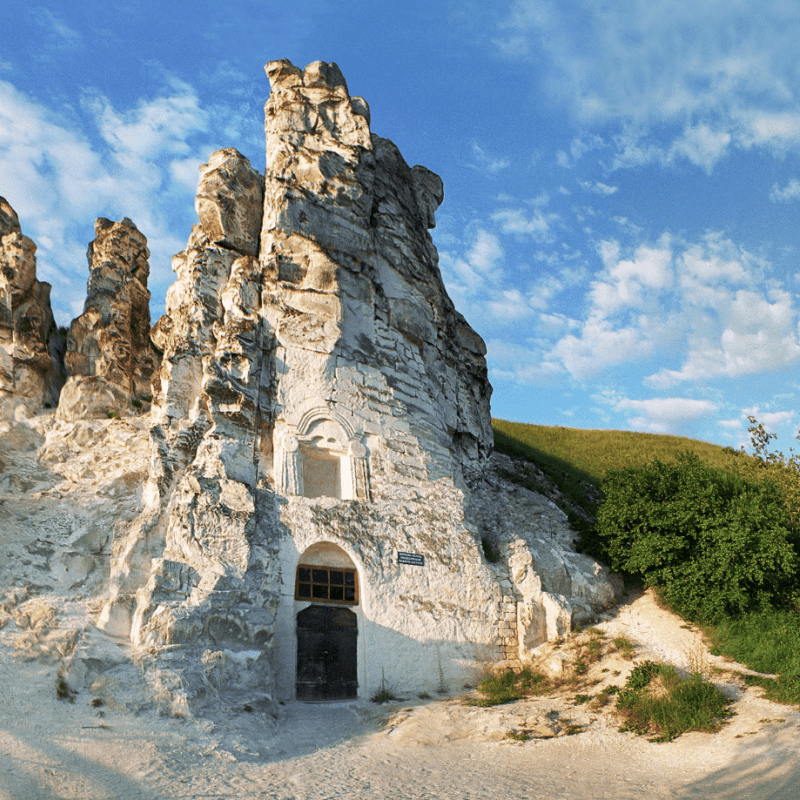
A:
[271,509,502,702]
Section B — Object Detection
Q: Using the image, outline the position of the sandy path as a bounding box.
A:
[2,590,800,800]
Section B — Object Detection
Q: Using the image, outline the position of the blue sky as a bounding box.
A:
[3,0,800,454]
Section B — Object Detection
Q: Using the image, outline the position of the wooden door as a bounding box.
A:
[296,605,357,700]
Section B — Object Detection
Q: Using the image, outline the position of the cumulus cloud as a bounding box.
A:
[669,124,732,173]
[542,230,800,385]
[741,406,795,432]
[439,228,506,312]
[493,0,800,168]
[36,7,83,50]
[578,180,618,195]
[608,395,718,434]
[491,207,558,239]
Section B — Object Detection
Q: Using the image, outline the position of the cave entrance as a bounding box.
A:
[296,605,358,700]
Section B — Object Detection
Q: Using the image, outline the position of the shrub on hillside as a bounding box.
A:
[594,453,798,622]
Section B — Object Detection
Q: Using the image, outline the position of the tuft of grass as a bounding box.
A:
[107,411,120,419]
[56,677,75,702]
[616,661,732,742]
[371,688,400,704]
[468,667,551,707]
[574,694,592,705]
[565,724,585,735]
[586,637,603,662]
[613,636,635,659]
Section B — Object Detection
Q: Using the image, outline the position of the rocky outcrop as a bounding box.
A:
[57,217,158,421]
[96,59,614,711]
[0,197,63,419]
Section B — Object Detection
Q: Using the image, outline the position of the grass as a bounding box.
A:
[613,636,635,659]
[371,688,401,704]
[491,417,751,547]
[492,419,747,491]
[706,609,800,707]
[616,661,732,742]
[468,667,550,707]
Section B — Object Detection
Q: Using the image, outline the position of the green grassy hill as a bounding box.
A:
[491,418,750,520]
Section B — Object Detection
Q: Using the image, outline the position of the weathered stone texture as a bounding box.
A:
[57,217,158,421]
[0,197,63,418]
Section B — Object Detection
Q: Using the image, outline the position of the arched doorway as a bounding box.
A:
[294,543,360,700]
[296,605,357,700]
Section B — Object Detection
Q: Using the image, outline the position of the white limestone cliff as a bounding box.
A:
[0,60,616,718]
[95,59,615,711]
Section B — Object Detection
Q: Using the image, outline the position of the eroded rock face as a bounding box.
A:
[99,60,614,711]
[0,197,63,418]
[57,217,158,421]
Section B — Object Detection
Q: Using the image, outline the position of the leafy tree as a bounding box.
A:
[595,453,798,622]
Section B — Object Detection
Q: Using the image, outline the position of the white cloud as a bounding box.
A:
[544,230,800,385]
[718,418,744,430]
[770,178,800,202]
[486,337,566,384]
[610,396,718,434]
[669,124,731,173]
[36,7,82,49]
[649,287,800,387]
[578,180,618,195]
[741,406,794,428]
[469,142,510,173]
[491,207,557,239]
[0,77,215,323]
[439,227,505,308]
[494,1,800,167]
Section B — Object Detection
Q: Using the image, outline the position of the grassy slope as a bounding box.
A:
[492,418,745,487]
[492,418,748,523]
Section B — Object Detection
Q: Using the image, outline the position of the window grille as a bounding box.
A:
[295,565,358,605]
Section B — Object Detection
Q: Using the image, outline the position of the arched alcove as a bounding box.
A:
[295,542,360,700]
[295,542,358,604]
[275,415,370,501]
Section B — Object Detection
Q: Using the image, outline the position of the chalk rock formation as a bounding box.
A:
[0,197,63,418]
[57,217,158,421]
[98,60,614,710]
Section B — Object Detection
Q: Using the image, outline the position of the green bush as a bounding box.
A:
[594,453,798,622]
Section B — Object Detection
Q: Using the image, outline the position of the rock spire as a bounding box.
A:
[57,217,158,421]
[0,197,63,418]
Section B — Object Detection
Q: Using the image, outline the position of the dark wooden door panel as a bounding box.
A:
[296,605,357,700]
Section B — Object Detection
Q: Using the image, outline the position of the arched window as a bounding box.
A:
[294,542,359,605]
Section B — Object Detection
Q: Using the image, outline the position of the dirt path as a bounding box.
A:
[2,589,799,800]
